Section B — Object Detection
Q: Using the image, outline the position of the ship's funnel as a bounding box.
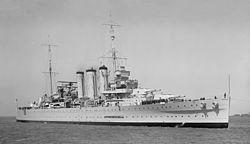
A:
[86,68,97,99]
[76,71,84,98]
[99,65,108,95]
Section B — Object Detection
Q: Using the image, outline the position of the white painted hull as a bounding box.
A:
[16,98,230,128]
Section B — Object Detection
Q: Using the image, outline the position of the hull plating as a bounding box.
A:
[16,98,230,128]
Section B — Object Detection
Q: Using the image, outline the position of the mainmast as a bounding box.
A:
[42,37,57,96]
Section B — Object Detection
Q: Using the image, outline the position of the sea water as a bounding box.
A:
[0,116,249,144]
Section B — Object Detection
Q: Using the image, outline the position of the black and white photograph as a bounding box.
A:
[0,0,250,143]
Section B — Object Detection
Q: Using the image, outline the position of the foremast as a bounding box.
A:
[100,20,138,96]
[101,22,127,81]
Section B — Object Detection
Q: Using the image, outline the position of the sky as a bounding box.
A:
[0,0,250,116]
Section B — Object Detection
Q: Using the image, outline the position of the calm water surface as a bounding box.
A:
[0,116,249,144]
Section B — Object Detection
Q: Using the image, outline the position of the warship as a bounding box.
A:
[16,22,230,128]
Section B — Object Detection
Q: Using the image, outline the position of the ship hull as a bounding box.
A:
[16,98,230,128]
[16,120,228,128]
